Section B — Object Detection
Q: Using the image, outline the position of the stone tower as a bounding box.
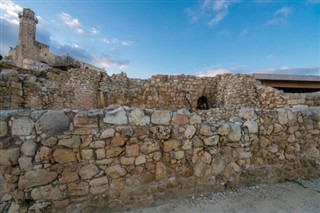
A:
[15,8,38,66]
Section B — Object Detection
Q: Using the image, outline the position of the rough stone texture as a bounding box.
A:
[151,110,172,125]
[0,105,320,212]
[104,107,128,125]
[0,121,8,137]
[12,117,34,136]
[52,148,77,163]
[36,111,69,135]
[78,164,99,179]
[18,169,57,189]
[129,109,150,126]
[0,148,20,165]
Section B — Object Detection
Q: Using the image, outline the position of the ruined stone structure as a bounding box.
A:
[1,60,320,213]
[8,8,102,72]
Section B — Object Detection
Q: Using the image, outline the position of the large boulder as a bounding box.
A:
[36,111,70,135]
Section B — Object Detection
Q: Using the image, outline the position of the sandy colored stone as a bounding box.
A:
[105,165,126,178]
[126,144,139,157]
[111,136,127,146]
[67,182,89,196]
[243,121,258,133]
[217,124,230,135]
[35,146,52,163]
[172,113,189,125]
[135,155,146,165]
[140,141,159,154]
[106,146,123,158]
[228,123,242,142]
[0,148,20,165]
[79,164,99,179]
[155,162,167,181]
[60,165,79,183]
[53,148,77,163]
[31,185,65,200]
[18,169,57,189]
[100,128,115,139]
[185,125,196,139]
[151,110,172,125]
[58,137,81,149]
[21,140,37,156]
[128,108,150,126]
[163,139,180,152]
[0,121,8,137]
[120,156,135,165]
[81,149,93,160]
[89,176,109,194]
[203,135,219,146]
[200,125,214,136]
[74,112,98,127]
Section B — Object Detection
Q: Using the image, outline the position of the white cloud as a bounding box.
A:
[266,6,292,25]
[90,27,100,35]
[0,0,22,25]
[58,12,84,34]
[255,66,320,75]
[186,0,238,26]
[93,57,129,70]
[102,37,132,46]
[197,68,232,77]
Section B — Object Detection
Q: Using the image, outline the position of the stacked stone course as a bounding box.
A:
[0,106,319,212]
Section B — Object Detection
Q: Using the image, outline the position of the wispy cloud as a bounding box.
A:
[102,37,133,46]
[0,0,22,25]
[92,57,129,70]
[255,66,320,75]
[186,0,238,26]
[266,6,292,25]
[90,27,100,36]
[197,68,232,77]
[58,12,84,34]
[239,27,248,36]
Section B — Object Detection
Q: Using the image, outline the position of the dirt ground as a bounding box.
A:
[123,177,320,213]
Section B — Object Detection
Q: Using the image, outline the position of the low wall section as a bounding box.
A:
[0,106,320,212]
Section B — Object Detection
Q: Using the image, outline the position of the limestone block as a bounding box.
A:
[259,136,270,148]
[140,141,159,154]
[274,123,283,133]
[60,165,79,183]
[21,140,37,156]
[228,123,242,142]
[201,152,212,164]
[100,128,115,139]
[239,107,257,120]
[96,148,106,159]
[41,137,58,147]
[0,148,20,165]
[172,113,189,125]
[74,112,98,127]
[243,121,258,133]
[67,182,89,196]
[125,144,139,157]
[58,137,81,149]
[182,139,192,150]
[0,121,8,137]
[277,109,288,125]
[89,176,109,194]
[174,151,184,160]
[163,139,179,152]
[81,149,93,160]
[12,117,34,136]
[185,125,196,139]
[18,156,33,171]
[105,165,126,178]
[150,126,171,140]
[203,135,219,146]
[155,162,167,181]
[120,156,135,165]
[217,124,230,135]
[128,109,150,126]
[104,107,128,125]
[200,125,214,136]
[151,110,172,125]
[31,185,65,200]
[18,169,57,189]
[79,164,99,179]
[106,146,123,158]
[36,111,70,135]
[135,155,146,165]
[53,148,77,163]
[111,136,127,146]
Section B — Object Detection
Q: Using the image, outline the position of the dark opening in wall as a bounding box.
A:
[197,96,209,110]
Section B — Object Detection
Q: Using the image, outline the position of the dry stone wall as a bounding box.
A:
[1,106,319,212]
[1,66,319,112]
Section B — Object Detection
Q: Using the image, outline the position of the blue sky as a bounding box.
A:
[1,0,319,78]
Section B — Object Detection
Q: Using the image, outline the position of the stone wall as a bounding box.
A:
[1,66,319,112]
[1,106,319,212]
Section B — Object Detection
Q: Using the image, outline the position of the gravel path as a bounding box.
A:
[123,177,320,213]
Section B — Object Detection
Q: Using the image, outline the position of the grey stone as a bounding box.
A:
[31,185,65,200]
[203,135,219,146]
[89,177,109,194]
[0,148,20,165]
[185,125,196,139]
[36,111,70,135]
[18,156,33,171]
[200,125,214,136]
[21,140,37,156]
[228,123,242,142]
[58,137,81,149]
[18,169,58,189]
[68,182,89,196]
[104,107,128,125]
[151,110,172,125]
[277,109,288,125]
[128,109,150,126]
[243,121,258,133]
[217,124,230,135]
[12,117,34,136]
[100,128,115,139]
[239,107,257,120]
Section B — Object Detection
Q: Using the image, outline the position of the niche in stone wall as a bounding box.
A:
[197,96,209,110]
